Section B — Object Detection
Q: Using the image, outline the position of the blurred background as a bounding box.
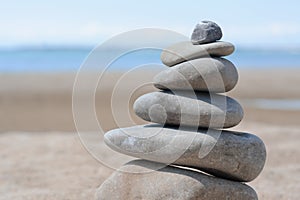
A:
[0,1,299,199]
[0,0,300,131]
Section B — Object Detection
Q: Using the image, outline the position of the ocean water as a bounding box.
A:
[0,47,300,72]
[1,47,300,111]
[242,99,300,111]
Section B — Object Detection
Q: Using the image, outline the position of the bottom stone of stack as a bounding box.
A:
[97,160,258,200]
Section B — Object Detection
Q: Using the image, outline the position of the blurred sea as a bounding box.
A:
[0,47,300,72]
[1,46,300,111]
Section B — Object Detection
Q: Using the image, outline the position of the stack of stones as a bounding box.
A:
[98,21,266,200]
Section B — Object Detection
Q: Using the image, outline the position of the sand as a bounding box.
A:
[0,69,299,199]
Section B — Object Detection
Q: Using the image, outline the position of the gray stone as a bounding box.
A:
[104,125,266,182]
[97,160,258,200]
[161,41,234,67]
[191,21,223,44]
[154,57,238,92]
[133,91,243,128]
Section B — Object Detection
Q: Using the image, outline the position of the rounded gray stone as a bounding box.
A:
[154,57,238,92]
[97,160,258,200]
[104,125,266,182]
[133,91,243,128]
[191,21,223,44]
[161,41,234,67]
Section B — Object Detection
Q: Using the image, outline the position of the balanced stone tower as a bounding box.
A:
[98,21,266,200]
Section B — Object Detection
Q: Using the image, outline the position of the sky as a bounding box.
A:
[1,0,300,48]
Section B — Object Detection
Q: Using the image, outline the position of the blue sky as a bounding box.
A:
[1,0,299,48]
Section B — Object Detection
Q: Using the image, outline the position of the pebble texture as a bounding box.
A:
[97,160,258,200]
[191,21,223,44]
[133,91,243,128]
[104,125,267,182]
[161,41,234,67]
[154,57,238,92]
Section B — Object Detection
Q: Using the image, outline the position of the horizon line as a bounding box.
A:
[1,44,300,52]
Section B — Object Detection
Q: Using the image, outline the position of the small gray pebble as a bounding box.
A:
[191,21,223,44]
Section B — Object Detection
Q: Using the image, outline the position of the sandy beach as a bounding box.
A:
[0,69,299,199]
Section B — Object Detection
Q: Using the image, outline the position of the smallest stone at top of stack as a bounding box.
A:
[191,20,223,44]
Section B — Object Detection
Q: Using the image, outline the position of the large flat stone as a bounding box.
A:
[97,160,258,200]
[133,91,243,128]
[154,57,238,92]
[161,41,234,66]
[104,125,266,182]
